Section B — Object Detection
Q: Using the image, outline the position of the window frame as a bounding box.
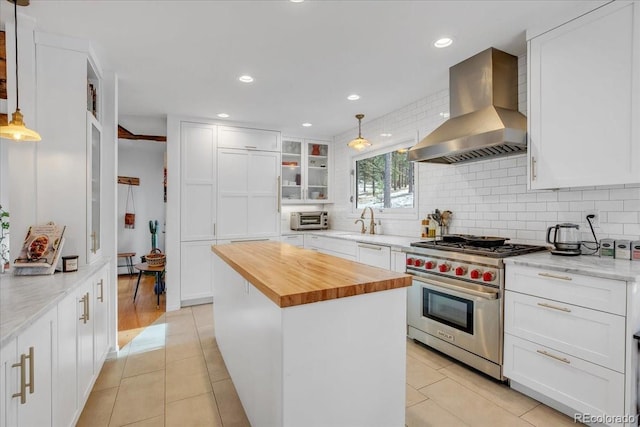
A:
[350,136,419,219]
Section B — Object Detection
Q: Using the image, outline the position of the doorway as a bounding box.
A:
[116,130,167,348]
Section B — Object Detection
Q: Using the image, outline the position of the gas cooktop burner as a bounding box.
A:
[410,237,548,258]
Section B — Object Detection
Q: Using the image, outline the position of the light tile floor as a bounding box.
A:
[80,303,582,426]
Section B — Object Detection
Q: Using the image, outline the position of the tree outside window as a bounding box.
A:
[355,147,414,210]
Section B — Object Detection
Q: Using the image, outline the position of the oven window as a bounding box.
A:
[423,288,474,334]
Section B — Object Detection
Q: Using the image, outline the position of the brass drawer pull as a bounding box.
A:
[97,279,104,302]
[537,349,571,364]
[537,302,571,313]
[12,346,34,404]
[538,272,572,281]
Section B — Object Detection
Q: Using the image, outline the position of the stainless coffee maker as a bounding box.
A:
[546,223,581,256]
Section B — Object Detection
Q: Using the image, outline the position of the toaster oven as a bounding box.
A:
[290,211,329,230]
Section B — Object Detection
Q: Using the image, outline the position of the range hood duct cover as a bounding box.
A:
[409,48,527,164]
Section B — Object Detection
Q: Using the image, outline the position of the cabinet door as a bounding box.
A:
[56,292,79,427]
[77,283,94,406]
[280,234,304,248]
[93,267,110,368]
[0,339,17,427]
[87,112,103,262]
[218,126,281,152]
[181,122,217,240]
[391,250,406,273]
[12,308,56,427]
[218,149,280,239]
[529,1,640,189]
[305,140,330,202]
[281,138,303,203]
[357,243,391,269]
[180,240,215,303]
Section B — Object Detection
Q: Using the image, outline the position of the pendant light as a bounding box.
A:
[347,114,370,151]
[0,0,41,142]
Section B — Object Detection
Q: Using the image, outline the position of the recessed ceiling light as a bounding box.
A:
[238,75,254,83]
[290,0,304,2]
[380,133,392,137]
[217,113,230,118]
[434,37,453,48]
[347,94,360,101]
[302,123,312,127]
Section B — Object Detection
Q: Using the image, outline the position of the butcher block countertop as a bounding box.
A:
[211,241,411,308]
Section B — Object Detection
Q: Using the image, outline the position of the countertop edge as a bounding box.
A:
[0,259,110,348]
[212,243,411,308]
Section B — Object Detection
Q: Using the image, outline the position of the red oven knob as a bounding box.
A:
[406,257,415,266]
[470,269,482,279]
[425,260,436,270]
[482,271,496,282]
[414,259,424,267]
[454,266,467,276]
[438,263,451,273]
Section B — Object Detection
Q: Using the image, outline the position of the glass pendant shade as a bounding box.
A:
[0,109,41,141]
[0,0,41,142]
[348,114,370,151]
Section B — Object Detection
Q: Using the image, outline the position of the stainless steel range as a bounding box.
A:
[405,235,547,380]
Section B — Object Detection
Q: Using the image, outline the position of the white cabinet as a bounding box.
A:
[528,1,640,189]
[281,138,331,204]
[2,308,56,427]
[217,148,280,240]
[93,266,110,370]
[218,126,280,151]
[304,235,357,261]
[180,240,215,304]
[504,264,630,423]
[357,243,391,270]
[280,234,304,248]
[180,122,217,241]
[34,32,106,265]
[56,266,108,427]
[391,250,406,273]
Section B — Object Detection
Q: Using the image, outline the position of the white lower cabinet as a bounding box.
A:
[504,263,632,425]
[356,243,391,269]
[504,334,624,418]
[180,240,215,304]
[304,235,357,261]
[280,234,304,248]
[391,250,406,273]
[93,266,110,371]
[2,308,56,427]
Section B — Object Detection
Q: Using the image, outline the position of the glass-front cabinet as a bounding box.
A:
[87,111,102,262]
[281,138,331,204]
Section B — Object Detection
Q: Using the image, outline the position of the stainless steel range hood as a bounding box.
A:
[409,48,527,164]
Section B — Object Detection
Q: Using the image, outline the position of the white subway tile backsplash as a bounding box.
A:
[328,54,640,245]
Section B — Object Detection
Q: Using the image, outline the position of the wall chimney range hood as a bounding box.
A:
[408,48,527,164]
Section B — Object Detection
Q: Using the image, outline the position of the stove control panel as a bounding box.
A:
[406,255,500,286]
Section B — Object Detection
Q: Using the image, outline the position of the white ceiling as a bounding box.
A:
[4,0,605,138]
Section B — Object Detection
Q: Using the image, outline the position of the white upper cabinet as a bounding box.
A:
[218,126,281,152]
[528,1,640,189]
[281,138,331,204]
[180,122,217,241]
[217,148,280,240]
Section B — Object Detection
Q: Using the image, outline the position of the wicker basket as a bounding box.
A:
[146,248,165,267]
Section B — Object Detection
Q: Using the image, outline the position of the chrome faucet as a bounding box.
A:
[354,219,367,234]
[361,207,376,235]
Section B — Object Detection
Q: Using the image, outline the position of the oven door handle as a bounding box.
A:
[412,276,498,300]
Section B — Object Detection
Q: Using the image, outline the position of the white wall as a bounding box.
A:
[117,139,166,273]
[329,54,640,245]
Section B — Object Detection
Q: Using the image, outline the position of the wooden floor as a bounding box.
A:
[117,273,166,349]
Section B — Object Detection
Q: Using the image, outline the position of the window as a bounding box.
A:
[352,140,417,215]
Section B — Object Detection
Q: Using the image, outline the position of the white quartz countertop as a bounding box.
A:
[504,251,640,282]
[0,259,109,348]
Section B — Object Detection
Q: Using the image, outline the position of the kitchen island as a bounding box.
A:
[211,241,412,427]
